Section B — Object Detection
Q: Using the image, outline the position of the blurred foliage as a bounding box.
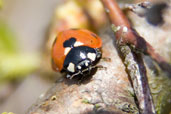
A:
[0,0,3,8]
[149,74,171,114]
[1,112,15,114]
[0,54,40,82]
[0,21,17,54]
[0,20,40,82]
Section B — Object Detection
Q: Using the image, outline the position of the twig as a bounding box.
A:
[118,43,155,114]
[101,0,171,76]
[101,0,157,113]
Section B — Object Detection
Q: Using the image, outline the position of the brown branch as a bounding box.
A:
[101,0,157,114]
[101,0,171,76]
[118,44,155,114]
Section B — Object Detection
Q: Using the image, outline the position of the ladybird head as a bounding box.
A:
[64,46,102,79]
[75,59,92,74]
[66,58,94,79]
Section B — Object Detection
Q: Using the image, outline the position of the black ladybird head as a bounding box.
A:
[75,59,92,75]
[66,58,93,79]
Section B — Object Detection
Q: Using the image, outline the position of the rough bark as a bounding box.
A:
[101,0,156,113]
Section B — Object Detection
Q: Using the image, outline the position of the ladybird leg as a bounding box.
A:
[87,67,91,75]
[90,65,106,70]
[101,57,111,62]
[80,70,84,75]
[69,71,81,79]
[95,65,107,70]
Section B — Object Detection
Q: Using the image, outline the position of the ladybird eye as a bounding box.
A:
[63,37,76,48]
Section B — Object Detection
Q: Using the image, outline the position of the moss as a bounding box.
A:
[2,112,15,114]
[82,99,90,104]
[114,99,139,114]
[95,104,101,109]
[147,69,171,114]
[0,0,3,8]
[0,21,40,82]
[111,24,121,33]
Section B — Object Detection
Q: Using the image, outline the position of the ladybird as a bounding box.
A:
[51,29,102,79]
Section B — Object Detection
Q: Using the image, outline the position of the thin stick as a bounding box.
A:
[101,0,157,113]
[101,0,171,75]
[118,44,155,114]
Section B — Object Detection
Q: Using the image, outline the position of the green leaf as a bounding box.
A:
[0,20,17,54]
[0,53,40,82]
[0,20,41,82]
[0,0,3,8]
[1,112,15,114]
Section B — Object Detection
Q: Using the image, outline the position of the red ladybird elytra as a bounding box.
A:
[51,29,102,79]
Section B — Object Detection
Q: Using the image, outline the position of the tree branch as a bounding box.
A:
[101,0,171,76]
[100,0,157,113]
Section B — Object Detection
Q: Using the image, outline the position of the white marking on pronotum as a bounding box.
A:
[64,47,71,55]
[74,41,83,47]
[87,53,96,61]
[80,52,86,59]
[67,63,75,72]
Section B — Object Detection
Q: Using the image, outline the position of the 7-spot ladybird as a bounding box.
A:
[51,29,102,79]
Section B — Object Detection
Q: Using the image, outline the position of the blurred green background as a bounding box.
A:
[0,0,61,113]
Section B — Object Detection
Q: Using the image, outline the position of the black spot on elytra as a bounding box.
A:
[63,37,76,48]
[91,33,97,39]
